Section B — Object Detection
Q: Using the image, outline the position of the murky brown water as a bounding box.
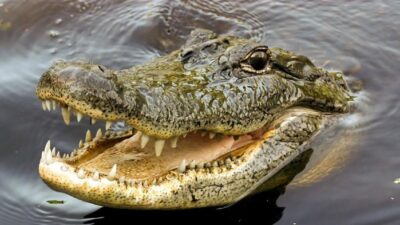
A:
[1,0,400,224]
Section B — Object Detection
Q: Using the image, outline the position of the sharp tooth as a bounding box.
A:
[105,121,112,130]
[93,171,99,181]
[140,134,150,148]
[107,164,117,180]
[90,117,96,125]
[45,100,52,111]
[51,100,57,111]
[77,168,85,179]
[119,176,125,184]
[209,132,216,139]
[79,140,83,148]
[51,147,56,157]
[41,102,46,111]
[178,159,186,172]
[189,160,196,169]
[171,136,178,148]
[95,128,102,139]
[45,149,53,164]
[76,112,83,122]
[44,140,51,153]
[154,139,165,157]
[61,107,70,125]
[85,130,92,142]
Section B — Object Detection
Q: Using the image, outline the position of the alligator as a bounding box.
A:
[36,29,352,209]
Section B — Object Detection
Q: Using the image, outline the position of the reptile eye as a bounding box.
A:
[240,46,271,74]
[249,51,268,70]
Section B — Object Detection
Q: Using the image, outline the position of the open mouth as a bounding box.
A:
[39,99,272,185]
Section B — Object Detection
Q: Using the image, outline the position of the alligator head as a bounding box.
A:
[36,29,352,209]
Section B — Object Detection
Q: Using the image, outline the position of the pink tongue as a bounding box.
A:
[135,133,237,165]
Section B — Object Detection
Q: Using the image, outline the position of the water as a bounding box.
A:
[0,0,399,224]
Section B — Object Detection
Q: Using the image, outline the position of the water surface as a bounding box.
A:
[0,0,399,224]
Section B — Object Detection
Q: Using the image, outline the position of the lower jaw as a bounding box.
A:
[38,129,275,209]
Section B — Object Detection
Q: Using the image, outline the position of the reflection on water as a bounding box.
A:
[0,0,400,224]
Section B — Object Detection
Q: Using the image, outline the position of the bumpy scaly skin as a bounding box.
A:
[37,29,350,139]
[36,29,352,209]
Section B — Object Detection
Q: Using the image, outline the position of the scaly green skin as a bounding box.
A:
[37,29,350,139]
[36,29,352,209]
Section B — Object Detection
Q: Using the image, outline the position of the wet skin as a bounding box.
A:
[36,29,352,209]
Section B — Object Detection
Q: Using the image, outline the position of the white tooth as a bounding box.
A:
[90,118,96,125]
[51,100,57,111]
[140,134,150,148]
[41,102,46,111]
[119,176,125,184]
[197,162,205,169]
[61,107,70,125]
[209,132,216,139]
[107,164,117,180]
[77,168,85,179]
[154,139,165,157]
[45,149,53,164]
[93,171,99,181]
[85,130,92,142]
[51,147,56,157]
[171,136,178,148]
[56,151,60,158]
[189,160,196,169]
[183,133,187,138]
[105,121,112,130]
[45,100,52,111]
[178,159,186,172]
[76,112,83,122]
[95,128,102,139]
[79,140,83,148]
[44,140,51,153]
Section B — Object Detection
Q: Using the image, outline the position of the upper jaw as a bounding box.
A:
[36,55,352,142]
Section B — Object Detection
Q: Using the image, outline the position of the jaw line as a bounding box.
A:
[38,105,328,209]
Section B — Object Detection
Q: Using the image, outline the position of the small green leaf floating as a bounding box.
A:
[46,200,65,204]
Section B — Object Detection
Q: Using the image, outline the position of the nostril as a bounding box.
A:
[181,49,194,63]
[98,65,105,72]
